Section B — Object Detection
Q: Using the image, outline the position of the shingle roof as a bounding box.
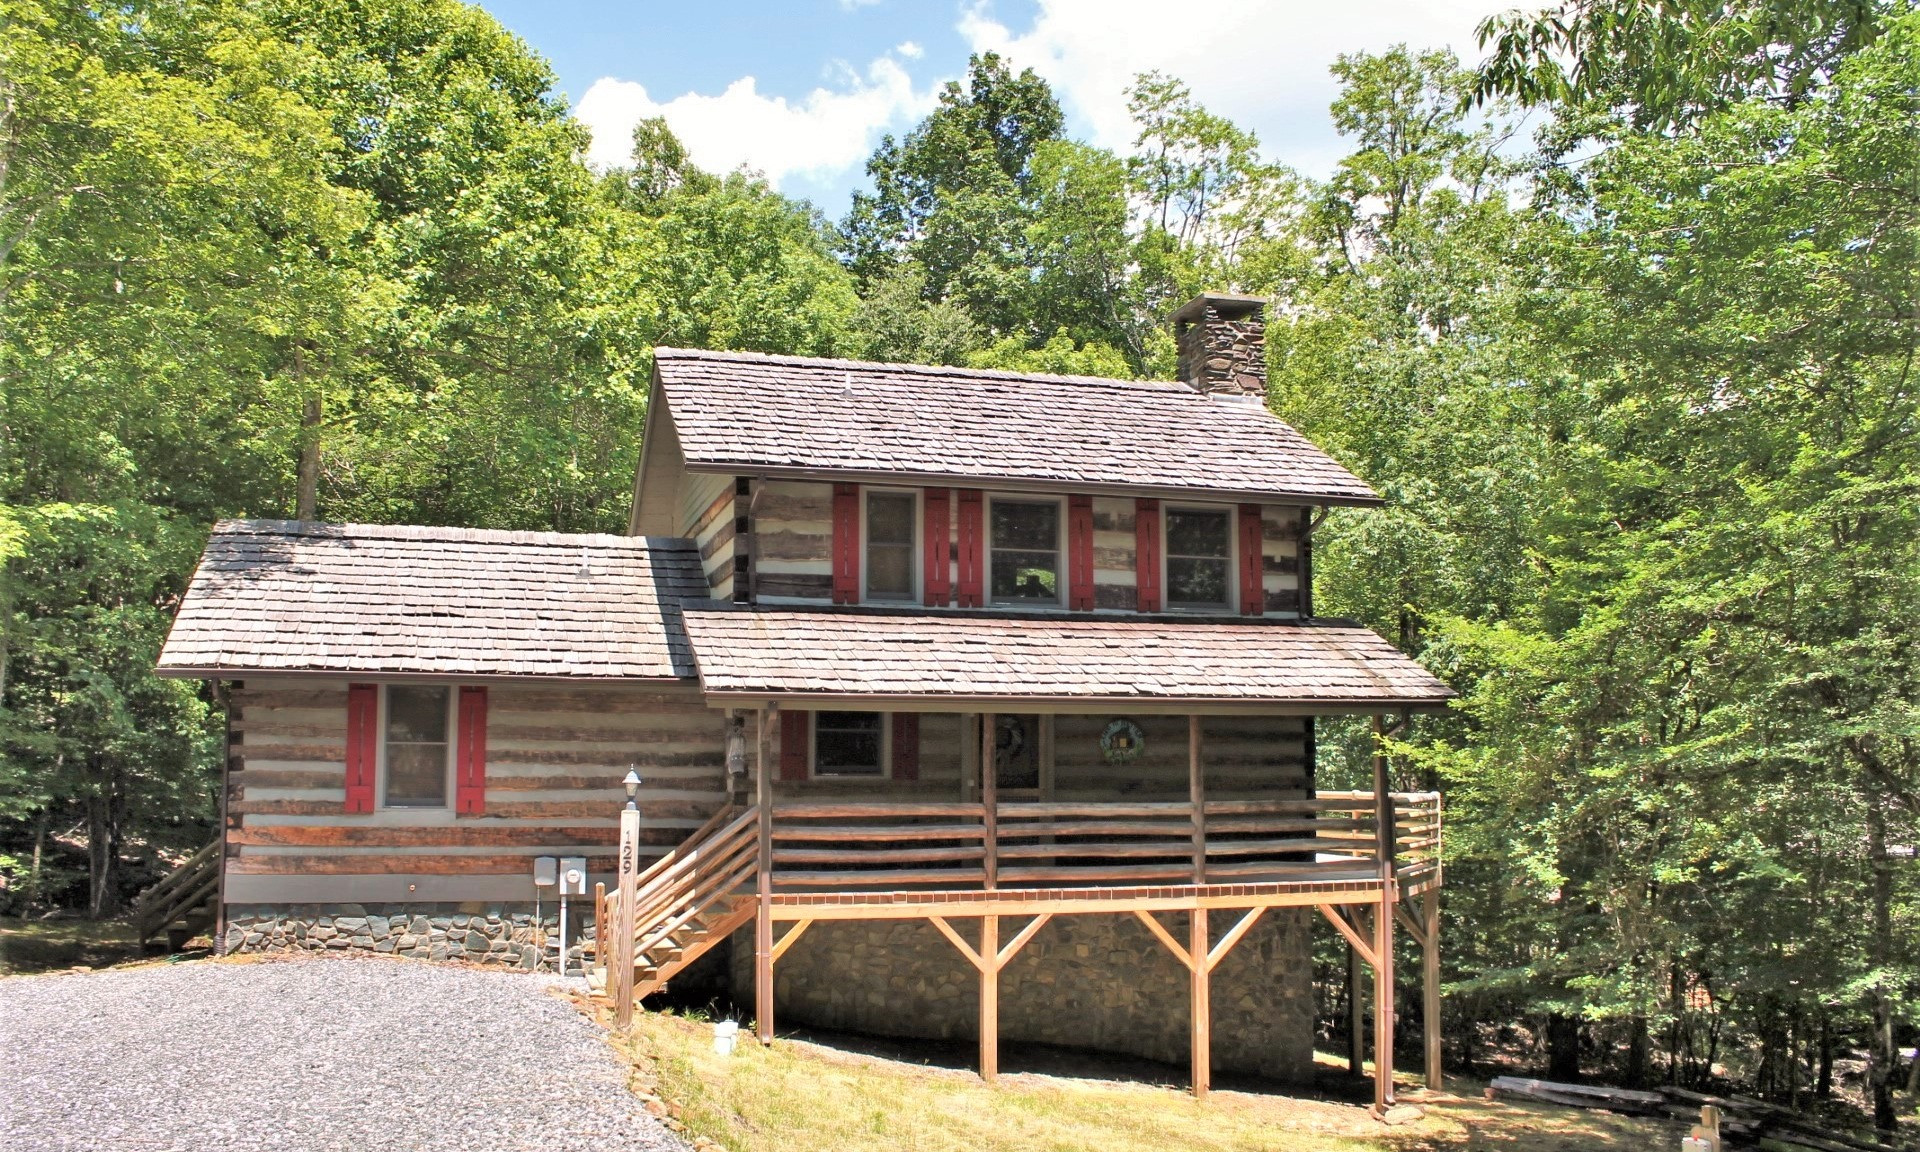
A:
[156,521,705,679]
[679,605,1453,708]
[652,348,1381,505]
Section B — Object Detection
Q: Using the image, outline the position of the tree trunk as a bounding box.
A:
[1548,1011,1582,1081]
[1817,1010,1833,1099]
[1865,785,1898,1132]
[296,390,320,522]
[1626,1012,1650,1088]
[86,764,121,917]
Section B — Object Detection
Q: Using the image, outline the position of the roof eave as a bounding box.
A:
[693,689,1453,715]
[154,664,698,685]
[677,462,1385,508]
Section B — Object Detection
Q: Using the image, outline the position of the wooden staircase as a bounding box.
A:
[133,838,220,951]
[594,804,760,1000]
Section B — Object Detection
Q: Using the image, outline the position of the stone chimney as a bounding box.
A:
[1172,293,1267,399]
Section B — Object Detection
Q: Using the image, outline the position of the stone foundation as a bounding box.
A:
[223,903,595,971]
[732,908,1315,1083]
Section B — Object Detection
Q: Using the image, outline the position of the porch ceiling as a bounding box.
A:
[679,604,1454,713]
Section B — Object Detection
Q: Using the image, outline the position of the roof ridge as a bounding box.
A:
[653,345,1194,395]
[211,519,695,551]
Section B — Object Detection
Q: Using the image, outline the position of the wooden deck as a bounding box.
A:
[600,709,1440,1116]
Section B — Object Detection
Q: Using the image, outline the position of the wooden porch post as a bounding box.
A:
[755,703,776,1045]
[1189,714,1210,1098]
[1348,922,1366,1075]
[1423,888,1442,1089]
[1372,713,1396,1112]
[979,712,999,1081]
[981,712,997,891]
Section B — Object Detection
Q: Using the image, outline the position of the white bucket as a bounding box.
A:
[712,1019,739,1056]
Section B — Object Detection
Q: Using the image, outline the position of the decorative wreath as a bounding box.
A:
[1100,718,1146,764]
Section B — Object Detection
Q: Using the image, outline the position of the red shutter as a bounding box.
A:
[456,686,488,815]
[1135,498,1162,613]
[1068,494,1095,610]
[956,488,984,608]
[923,488,951,607]
[345,684,377,813]
[891,713,920,781]
[832,483,860,604]
[1238,504,1265,616]
[779,710,810,781]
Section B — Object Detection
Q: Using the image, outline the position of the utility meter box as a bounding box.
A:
[533,856,558,887]
[559,856,588,896]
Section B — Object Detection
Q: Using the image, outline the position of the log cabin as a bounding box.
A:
[156,293,1452,1110]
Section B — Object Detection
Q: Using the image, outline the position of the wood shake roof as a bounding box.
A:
[679,605,1454,710]
[652,347,1382,505]
[156,520,706,680]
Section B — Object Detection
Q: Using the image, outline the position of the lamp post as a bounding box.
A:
[614,767,642,1029]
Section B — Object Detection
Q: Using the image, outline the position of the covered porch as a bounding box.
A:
[603,605,1453,1111]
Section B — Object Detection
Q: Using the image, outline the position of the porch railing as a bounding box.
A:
[766,791,1440,892]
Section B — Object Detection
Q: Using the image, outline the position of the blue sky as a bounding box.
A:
[478,0,1508,218]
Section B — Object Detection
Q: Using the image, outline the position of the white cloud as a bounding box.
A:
[896,40,925,59]
[575,51,936,188]
[958,0,1508,176]
[840,0,883,8]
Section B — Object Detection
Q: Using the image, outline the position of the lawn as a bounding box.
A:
[592,1004,1682,1152]
[0,917,153,975]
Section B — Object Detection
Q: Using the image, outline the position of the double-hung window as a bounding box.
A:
[864,491,916,601]
[989,499,1061,605]
[382,685,453,807]
[814,711,886,777]
[1165,507,1233,610]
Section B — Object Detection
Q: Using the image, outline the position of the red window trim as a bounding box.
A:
[345,684,377,813]
[1068,494,1095,611]
[779,710,810,781]
[1135,498,1162,613]
[923,488,951,607]
[956,488,984,608]
[1238,504,1264,616]
[832,483,860,604]
[456,686,488,815]
[891,713,920,781]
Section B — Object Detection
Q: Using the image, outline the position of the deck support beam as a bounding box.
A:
[1423,887,1442,1090]
[1371,714,1396,1114]
[755,704,775,1045]
[1348,914,1366,1075]
[927,913,1055,1085]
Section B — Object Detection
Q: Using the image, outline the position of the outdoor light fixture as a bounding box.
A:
[724,712,747,781]
[623,768,641,811]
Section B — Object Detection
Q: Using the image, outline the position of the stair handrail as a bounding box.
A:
[133,837,220,943]
[625,809,760,942]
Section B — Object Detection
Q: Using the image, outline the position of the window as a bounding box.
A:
[814,711,885,776]
[383,685,451,807]
[990,500,1060,604]
[865,491,916,601]
[1166,507,1232,609]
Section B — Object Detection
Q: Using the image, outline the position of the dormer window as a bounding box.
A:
[864,490,916,601]
[1166,507,1232,610]
[990,499,1061,604]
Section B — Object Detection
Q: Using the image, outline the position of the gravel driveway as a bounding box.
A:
[0,954,688,1152]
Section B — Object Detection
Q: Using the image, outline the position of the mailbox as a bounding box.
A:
[559,856,588,896]
[533,856,558,887]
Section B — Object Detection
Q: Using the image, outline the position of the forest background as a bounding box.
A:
[2,0,1916,1131]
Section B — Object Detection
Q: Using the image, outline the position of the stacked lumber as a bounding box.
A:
[1660,1087,1912,1152]
[1484,1077,1915,1152]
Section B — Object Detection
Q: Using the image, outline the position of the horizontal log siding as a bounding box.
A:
[1261,504,1304,616]
[1051,714,1309,801]
[1090,498,1137,610]
[682,471,735,600]
[224,678,734,899]
[753,480,834,603]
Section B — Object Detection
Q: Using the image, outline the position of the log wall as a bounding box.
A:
[222,677,734,904]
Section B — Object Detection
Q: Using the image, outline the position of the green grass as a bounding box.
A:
[0,917,151,975]
[592,1004,1680,1152]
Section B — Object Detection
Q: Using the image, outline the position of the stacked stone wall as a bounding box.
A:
[731,908,1315,1083]
[1176,302,1267,397]
[224,903,594,971]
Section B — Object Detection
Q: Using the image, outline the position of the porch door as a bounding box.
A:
[991,714,1052,802]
